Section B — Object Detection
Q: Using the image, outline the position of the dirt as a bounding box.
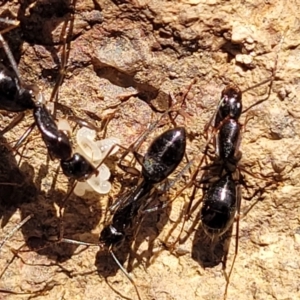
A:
[0,0,300,300]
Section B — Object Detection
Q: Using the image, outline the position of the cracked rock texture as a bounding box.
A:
[0,1,300,300]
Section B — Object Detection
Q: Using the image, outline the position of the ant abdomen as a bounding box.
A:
[0,65,35,112]
[200,174,237,237]
[142,127,186,183]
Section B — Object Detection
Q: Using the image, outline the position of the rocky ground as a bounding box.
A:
[0,0,300,300]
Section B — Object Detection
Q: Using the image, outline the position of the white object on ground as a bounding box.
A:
[73,127,120,197]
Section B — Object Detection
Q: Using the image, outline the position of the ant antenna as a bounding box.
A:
[109,249,142,300]
[242,32,284,114]
[0,215,33,284]
[20,233,143,300]
[49,8,75,108]
[0,214,33,251]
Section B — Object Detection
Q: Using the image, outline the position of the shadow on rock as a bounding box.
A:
[192,222,233,268]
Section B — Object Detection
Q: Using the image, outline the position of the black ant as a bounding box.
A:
[166,82,273,240]
[194,81,279,300]
[98,126,186,299]
[199,84,244,240]
[0,17,101,187]
[100,127,186,249]
[164,48,281,298]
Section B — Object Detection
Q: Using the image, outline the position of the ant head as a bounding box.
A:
[215,84,242,127]
[99,225,125,250]
[60,153,96,180]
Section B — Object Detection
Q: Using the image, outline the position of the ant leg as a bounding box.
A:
[0,112,25,135]
[0,215,33,284]
[241,179,275,217]
[54,101,101,134]
[162,157,194,193]
[67,115,99,132]
[0,19,22,85]
[107,187,132,214]
[117,149,143,177]
[178,115,235,206]
[0,18,20,34]
[242,33,283,114]
[109,250,142,300]
[167,79,196,126]
[166,154,210,244]
[174,182,201,245]
[106,144,147,214]
[58,181,77,240]
[223,183,242,300]
[49,8,75,118]
[12,122,36,151]
[17,234,97,255]
[0,214,33,252]
[167,171,221,247]
[132,151,144,169]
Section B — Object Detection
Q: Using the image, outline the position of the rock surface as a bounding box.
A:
[0,1,300,300]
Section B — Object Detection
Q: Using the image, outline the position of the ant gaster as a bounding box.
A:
[200,173,239,238]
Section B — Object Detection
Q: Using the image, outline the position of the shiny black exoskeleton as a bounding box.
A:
[99,127,186,249]
[60,153,97,181]
[33,104,96,180]
[0,60,72,160]
[216,118,241,172]
[142,127,187,183]
[34,104,97,180]
[214,85,242,128]
[200,85,243,237]
[34,104,72,161]
[214,85,243,172]
[200,173,238,236]
[0,65,36,112]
